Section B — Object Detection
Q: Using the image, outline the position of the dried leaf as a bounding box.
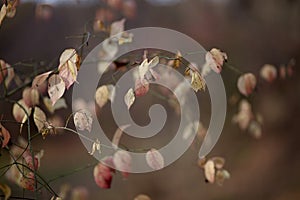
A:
[204,160,215,183]
[190,70,206,92]
[124,88,135,109]
[74,110,93,132]
[48,74,66,105]
[33,107,47,133]
[0,123,11,148]
[0,183,11,200]
[237,73,256,97]
[146,148,164,170]
[113,150,132,178]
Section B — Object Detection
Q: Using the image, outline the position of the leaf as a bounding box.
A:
[33,107,47,133]
[209,48,227,73]
[32,71,52,89]
[22,87,40,107]
[190,70,206,92]
[134,194,151,200]
[146,148,164,170]
[0,183,11,200]
[12,99,31,123]
[110,18,125,38]
[237,73,256,96]
[58,49,80,89]
[113,150,131,178]
[4,65,14,87]
[112,125,130,149]
[124,88,135,109]
[0,4,7,26]
[211,157,225,169]
[48,74,66,105]
[0,123,11,148]
[43,97,67,113]
[260,64,277,83]
[134,78,149,97]
[95,85,109,108]
[215,169,230,186]
[0,60,8,84]
[204,160,215,183]
[89,139,101,155]
[93,162,113,189]
[248,120,262,139]
[74,110,93,132]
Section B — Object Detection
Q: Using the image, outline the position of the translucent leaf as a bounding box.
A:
[32,71,52,89]
[112,125,130,149]
[113,150,132,178]
[33,107,47,133]
[0,123,11,148]
[0,183,11,200]
[22,87,40,107]
[204,160,215,183]
[124,88,135,109]
[237,73,256,96]
[134,194,151,200]
[74,110,93,132]
[48,74,66,105]
[146,148,164,170]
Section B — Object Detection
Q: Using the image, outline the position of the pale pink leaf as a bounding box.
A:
[93,162,113,189]
[146,148,164,170]
[22,87,40,107]
[48,74,66,105]
[110,18,125,38]
[134,78,149,97]
[260,64,277,83]
[12,99,31,123]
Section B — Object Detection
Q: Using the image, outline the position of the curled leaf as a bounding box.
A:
[190,70,206,92]
[146,148,164,170]
[48,74,66,105]
[74,110,93,132]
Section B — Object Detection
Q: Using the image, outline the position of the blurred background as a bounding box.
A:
[1,0,300,199]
